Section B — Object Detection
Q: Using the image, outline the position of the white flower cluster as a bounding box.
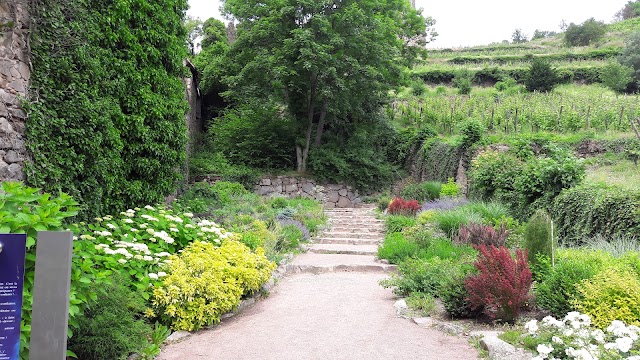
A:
[197,219,233,240]
[525,312,640,360]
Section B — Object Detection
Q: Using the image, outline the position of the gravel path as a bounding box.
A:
[158,207,478,360]
[157,272,478,360]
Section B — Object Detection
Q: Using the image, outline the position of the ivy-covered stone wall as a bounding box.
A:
[0,0,30,181]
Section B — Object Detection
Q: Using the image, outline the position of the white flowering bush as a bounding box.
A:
[71,205,236,293]
[521,312,640,360]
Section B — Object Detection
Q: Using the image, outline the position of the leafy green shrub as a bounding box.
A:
[271,197,288,209]
[439,178,461,198]
[469,150,584,220]
[535,249,615,317]
[601,61,634,93]
[564,18,606,46]
[237,219,272,250]
[27,0,189,220]
[68,274,152,360]
[433,208,484,236]
[440,269,479,318]
[309,123,399,193]
[380,257,460,296]
[573,267,640,328]
[208,102,296,169]
[188,152,260,188]
[150,240,276,331]
[552,183,640,245]
[377,195,392,212]
[277,223,303,252]
[378,233,420,264]
[453,71,472,95]
[524,210,553,267]
[385,215,417,234]
[620,30,640,83]
[469,150,523,201]
[406,292,436,316]
[524,58,561,92]
[400,181,442,202]
[459,119,484,147]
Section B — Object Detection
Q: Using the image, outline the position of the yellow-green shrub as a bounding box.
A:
[573,267,640,329]
[150,240,276,331]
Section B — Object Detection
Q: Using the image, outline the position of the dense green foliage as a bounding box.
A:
[68,274,153,360]
[524,59,561,92]
[524,210,553,266]
[469,147,585,220]
[27,0,189,219]
[601,61,634,92]
[400,181,442,202]
[564,18,606,47]
[620,31,640,83]
[552,183,640,245]
[219,0,429,173]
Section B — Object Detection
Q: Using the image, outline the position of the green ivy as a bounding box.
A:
[26,0,189,220]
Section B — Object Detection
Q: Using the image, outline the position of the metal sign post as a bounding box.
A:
[29,232,73,360]
[0,234,27,360]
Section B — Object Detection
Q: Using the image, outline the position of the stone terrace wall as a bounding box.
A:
[0,1,30,181]
[255,176,362,208]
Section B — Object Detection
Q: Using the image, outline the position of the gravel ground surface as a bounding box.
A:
[157,272,478,360]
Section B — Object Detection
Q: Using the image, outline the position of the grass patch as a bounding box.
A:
[585,159,640,191]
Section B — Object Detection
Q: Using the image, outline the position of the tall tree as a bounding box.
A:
[221,0,430,172]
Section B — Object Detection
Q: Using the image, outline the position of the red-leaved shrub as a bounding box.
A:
[454,223,509,247]
[387,197,421,216]
[464,245,532,322]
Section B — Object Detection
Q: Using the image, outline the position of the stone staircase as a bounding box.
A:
[286,205,396,273]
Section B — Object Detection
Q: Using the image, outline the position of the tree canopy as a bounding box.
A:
[218,0,431,171]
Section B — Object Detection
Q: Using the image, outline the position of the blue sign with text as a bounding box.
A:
[0,234,27,360]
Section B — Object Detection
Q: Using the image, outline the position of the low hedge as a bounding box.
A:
[552,183,640,245]
[446,48,620,65]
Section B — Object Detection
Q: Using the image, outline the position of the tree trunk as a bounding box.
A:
[297,75,317,172]
[314,102,328,146]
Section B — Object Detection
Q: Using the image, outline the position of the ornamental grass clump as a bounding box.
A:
[465,245,532,322]
[149,240,276,331]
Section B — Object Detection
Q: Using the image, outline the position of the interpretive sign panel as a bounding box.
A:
[0,234,27,360]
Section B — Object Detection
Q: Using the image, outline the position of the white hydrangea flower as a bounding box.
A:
[118,259,127,264]
[158,272,167,277]
[144,205,155,210]
[552,336,563,344]
[616,337,633,353]
[183,212,194,218]
[525,320,539,335]
[123,218,134,224]
[148,273,158,280]
[170,227,179,232]
[537,344,554,356]
[143,255,153,261]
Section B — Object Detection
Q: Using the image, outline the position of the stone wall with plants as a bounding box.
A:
[25,0,190,220]
[0,0,30,181]
[255,176,361,208]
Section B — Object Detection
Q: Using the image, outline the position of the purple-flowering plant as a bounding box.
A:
[420,198,468,212]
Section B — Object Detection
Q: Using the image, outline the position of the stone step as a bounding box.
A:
[308,244,379,256]
[328,216,381,221]
[316,237,381,245]
[331,227,384,233]
[330,219,384,224]
[286,253,396,274]
[321,232,384,240]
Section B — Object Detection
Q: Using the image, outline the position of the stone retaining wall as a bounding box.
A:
[255,176,361,208]
[0,1,30,181]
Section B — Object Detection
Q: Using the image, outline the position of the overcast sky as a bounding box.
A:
[187,0,629,48]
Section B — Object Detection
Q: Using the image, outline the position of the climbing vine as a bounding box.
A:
[26,0,189,219]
